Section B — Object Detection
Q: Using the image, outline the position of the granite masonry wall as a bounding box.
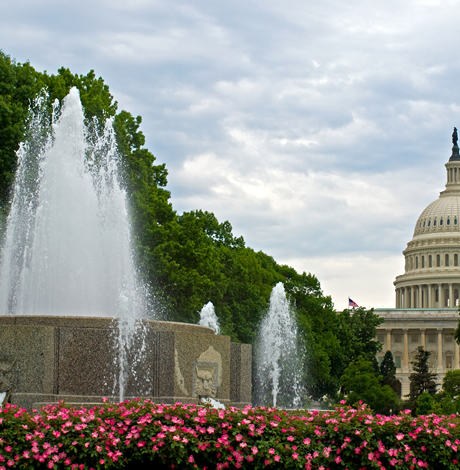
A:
[0,316,252,409]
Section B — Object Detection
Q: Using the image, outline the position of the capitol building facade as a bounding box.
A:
[375,140,460,396]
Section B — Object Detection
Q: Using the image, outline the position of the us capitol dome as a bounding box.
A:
[375,130,460,396]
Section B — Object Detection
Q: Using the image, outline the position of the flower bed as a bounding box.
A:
[1,400,459,469]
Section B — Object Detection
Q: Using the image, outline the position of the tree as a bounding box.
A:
[416,391,434,416]
[340,356,399,415]
[0,51,45,208]
[379,351,401,397]
[408,346,437,409]
[442,369,460,398]
[336,307,384,365]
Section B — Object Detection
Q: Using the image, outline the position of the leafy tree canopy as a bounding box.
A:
[340,356,399,415]
[0,50,389,401]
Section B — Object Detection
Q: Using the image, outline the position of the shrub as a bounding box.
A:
[1,399,460,469]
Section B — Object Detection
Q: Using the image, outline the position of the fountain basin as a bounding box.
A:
[0,316,252,409]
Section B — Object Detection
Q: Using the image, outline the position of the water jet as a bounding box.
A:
[0,89,251,409]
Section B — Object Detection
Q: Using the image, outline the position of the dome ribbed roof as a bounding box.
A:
[413,196,460,236]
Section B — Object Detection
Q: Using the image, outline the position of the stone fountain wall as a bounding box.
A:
[0,316,252,409]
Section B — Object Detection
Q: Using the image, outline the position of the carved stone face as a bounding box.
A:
[194,363,217,398]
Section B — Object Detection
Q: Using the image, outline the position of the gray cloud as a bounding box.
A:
[2,0,459,309]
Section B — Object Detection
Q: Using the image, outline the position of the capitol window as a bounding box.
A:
[429,255,433,267]
[446,355,453,369]
[416,257,419,269]
[455,218,458,225]
[448,218,451,225]
[445,254,450,266]
[434,219,437,226]
[455,254,458,266]
[394,356,402,369]
[440,219,444,226]
[437,254,441,267]
[428,220,431,227]
[422,256,425,268]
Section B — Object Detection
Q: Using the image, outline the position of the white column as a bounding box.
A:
[420,328,426,349]
[403,329,409,370]
[386,329,392,352]
[418,285,421,308]
[438,328,443,371]
[450,284,454,307]
[427,284,431,308]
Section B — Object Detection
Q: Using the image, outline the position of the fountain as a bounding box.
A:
[0,88,252,409]
[198,302,220,334]
[254,282,305,408]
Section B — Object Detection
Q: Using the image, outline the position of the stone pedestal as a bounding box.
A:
[0,316,252,409]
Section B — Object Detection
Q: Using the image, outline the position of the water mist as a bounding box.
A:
[254,282,305,408]
[198,301,220,334]
[0,88,148,400]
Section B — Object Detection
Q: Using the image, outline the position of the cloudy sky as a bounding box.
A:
[2,0,459,310]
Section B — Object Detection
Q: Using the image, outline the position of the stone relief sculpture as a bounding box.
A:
[197,346,222,388]
[193,362,218,398]
[0,358,16,406]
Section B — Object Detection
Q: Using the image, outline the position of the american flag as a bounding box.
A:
[348,298,359,308]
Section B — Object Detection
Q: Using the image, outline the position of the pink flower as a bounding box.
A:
[292,453,299,459]
[287,436,294,442]
[269,448,275,455]
[274,455,280,462]
[303,438,311,445]
[188,455,194,463]
[396,433,404,441]
[335,456,342,464]
[251,447,258,454]
[99,460,105,465]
